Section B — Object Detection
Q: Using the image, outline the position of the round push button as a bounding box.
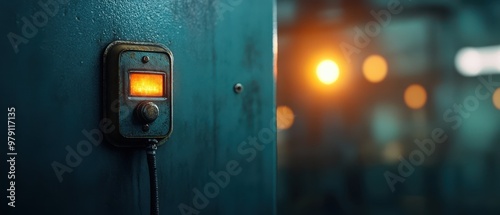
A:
[136,101,159,123]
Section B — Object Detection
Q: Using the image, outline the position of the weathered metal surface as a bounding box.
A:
[1,0,276,215]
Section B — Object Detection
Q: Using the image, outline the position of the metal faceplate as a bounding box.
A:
[103,41,173,147]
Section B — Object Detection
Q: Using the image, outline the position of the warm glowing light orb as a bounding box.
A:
[316,60,340,85]
[277,105,295,130]
[493,88,500,110]
[363,55,388,83]
[404,84,427,110]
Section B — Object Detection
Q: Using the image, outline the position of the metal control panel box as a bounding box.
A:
[103,41,173,147]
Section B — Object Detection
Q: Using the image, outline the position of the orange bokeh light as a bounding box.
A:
[316,60,340,85]
[404,84,427,110]
[493,88,500,110]
[363,55,388,83]
[129,72,164,97]
[277,105,295,130]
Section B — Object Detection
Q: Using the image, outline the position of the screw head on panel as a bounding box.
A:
[234,83,244,94]
[142,56,150,63]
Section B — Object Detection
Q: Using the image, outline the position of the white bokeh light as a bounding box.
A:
[455,45,500,77]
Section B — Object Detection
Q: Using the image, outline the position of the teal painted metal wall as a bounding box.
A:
[1,0,276,214]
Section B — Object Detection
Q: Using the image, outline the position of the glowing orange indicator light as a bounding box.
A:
[129,72,164,97]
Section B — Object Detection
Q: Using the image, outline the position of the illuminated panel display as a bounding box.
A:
[129,72,164,97]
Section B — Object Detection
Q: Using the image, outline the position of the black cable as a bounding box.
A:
[146,139,160,215]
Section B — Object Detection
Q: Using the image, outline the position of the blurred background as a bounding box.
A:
[275,0,500,214]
